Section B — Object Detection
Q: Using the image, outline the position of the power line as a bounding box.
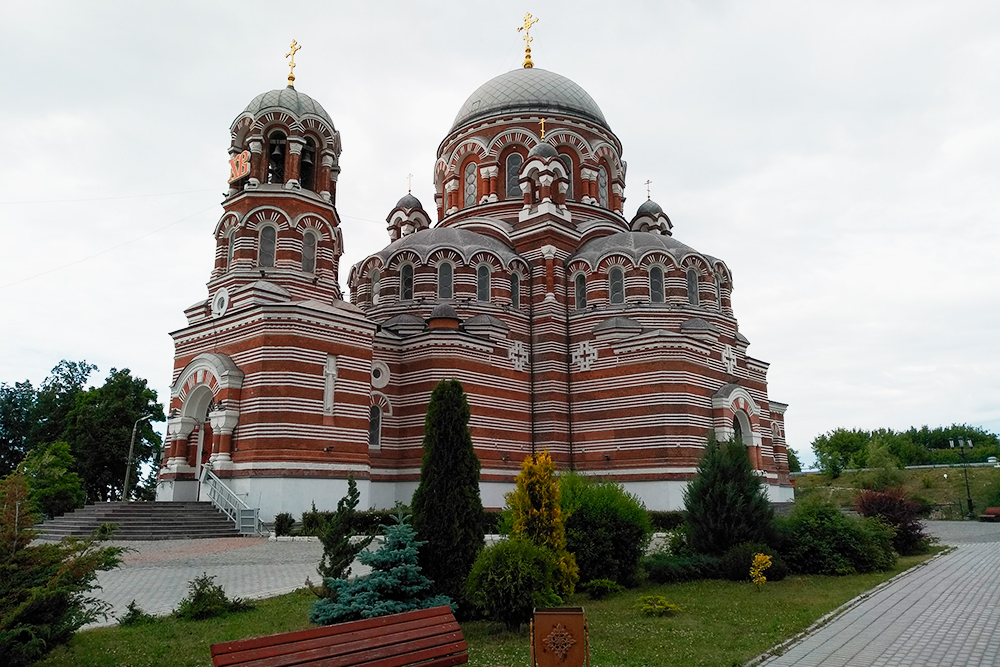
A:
[0,188,219,205]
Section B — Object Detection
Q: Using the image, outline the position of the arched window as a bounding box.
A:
[266,132,286,184]
[510,273,521,309]
[506,153,523,199]
[715,276,723,311]
[368,405,382,449]
[437,262,453,300]
[609,267,625,305]
[226,229,236,270]
[476,265,490,302]
[598,165,609,208]
[300,137,316,191]
[400,264,414,300]
[733,414,743,443]
[574,274,587,310]
[686,268,700,306]
[558,154,573,199]
[649,266,664,303]
[370,269,381,305]
[301,231,316,273]
[464,162,477,207]
[258,226,276,268]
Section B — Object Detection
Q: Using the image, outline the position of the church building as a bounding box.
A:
[157,34,793,521]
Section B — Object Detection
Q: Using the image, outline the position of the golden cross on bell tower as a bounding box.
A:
[407,173,413,193]
[518,12,539,69]
[539,118,546,140]
[645,179,652,200]
[286,40,301,86]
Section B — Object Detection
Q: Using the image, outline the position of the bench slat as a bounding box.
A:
[230,629,463,667]
[215,618,458,666]
[309,640,468,667]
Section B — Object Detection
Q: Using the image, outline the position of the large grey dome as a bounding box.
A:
[451,68,609,133]
[242,86,334,126]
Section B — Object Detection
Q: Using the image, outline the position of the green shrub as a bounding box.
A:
[638,595,681,617]
[717,542,788,582]
[683,436,775,556]
[856,488,930,555]
[312,477,375,590]
[173,573,254,620]
[482,509,503,534]
[581,579,625,600]
[561,473,651,587]
[648,510,686,531]
[273,512,295,536]
[301,506,404,536]
[309,511,452,625]
[643,554,719,583]
[776,499,896,575]
[464,537,561,630]
[117,600,156,626]
[16,441,86,519]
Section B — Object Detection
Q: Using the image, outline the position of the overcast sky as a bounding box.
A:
[1,1,997,467]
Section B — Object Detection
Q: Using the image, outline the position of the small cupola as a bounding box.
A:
[630,198,672,236]
[427,304,461,330]
[386,192,431,241]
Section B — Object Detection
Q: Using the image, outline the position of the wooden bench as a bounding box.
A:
[978,507,1000,522]
[210,605,467,667]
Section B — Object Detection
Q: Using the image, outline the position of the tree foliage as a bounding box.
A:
[787,448,802,473]
[506,451,578,596]
[683,435,775,556]
[309,511,451,625]
[17,442,85,519]
[0,381,36,477]
[63,368,164,502]
[0,472,125,667]
[315,475,373,586]
[411,379,484,611]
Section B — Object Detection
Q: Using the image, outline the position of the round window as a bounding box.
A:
[211,288,230,318]
[371,361,390,389]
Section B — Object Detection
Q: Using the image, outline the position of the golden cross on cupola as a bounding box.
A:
[539,118,546,140]
[407,173,413,193]
[645,180,652,200]
[286,40,301,86]
[518,12,539,69]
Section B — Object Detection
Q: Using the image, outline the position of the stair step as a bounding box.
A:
[35,501,249,541]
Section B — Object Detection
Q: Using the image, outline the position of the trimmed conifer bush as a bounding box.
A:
[309,511,451,625]
[683,435,775,556]
[411,380,485,615]
[314,475,373,584]
[464,537,560,629]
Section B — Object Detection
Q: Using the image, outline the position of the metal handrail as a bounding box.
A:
[200,466,266,536]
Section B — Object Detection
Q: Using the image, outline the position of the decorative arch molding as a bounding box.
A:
[173,353,245,405]
[291,213,334,239]
[596,253,637,274]
[370,391,393,416]
[486,129,540,158]
[712,383,763,449]
[447,139,490,171]
[638,251,678,271]
[680,254,711,274]
[566,259,593,277]
[470,251,503,271]
[591,143,624,181]
[243,206,292,232]
[546,130,592,161]
[214,212,241,238]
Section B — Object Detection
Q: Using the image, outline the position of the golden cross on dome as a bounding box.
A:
[286,40,301,86]
[539,118,546,140]
[518,12,539,68]
[645,179,652,200]
[407,173,413,193]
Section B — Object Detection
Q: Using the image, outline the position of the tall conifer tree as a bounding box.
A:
[411,379,484,613]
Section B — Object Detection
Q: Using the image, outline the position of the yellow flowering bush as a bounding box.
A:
[750,553,772,591]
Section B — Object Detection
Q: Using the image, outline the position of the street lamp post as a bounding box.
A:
[949,438,975,520]
[123,413,153,502]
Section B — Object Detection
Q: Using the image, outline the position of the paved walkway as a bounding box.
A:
[758,521,1000,667]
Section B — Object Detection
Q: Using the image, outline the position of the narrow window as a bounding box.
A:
[506,153,523,198]
[300,137,316,191]
[649,266,664,303]
[323,355,337,416]
[301,231,316,273]
[437,263,453,300]
[477,265,490,302]
[575,274,587,310]
[259,226,276,268]
[400,264,414,300]
[226,230,236,270]
[558,154,573,199]
[368,405,382,449]
[464,162,477,207]
[370,269,381,305]
[266,132,286,184]
[733,414,743,443]
[510,273,521,309]
[598,166,609,208]
[609,267,624,305]
[715,276,723,311]
[687,268,700,306]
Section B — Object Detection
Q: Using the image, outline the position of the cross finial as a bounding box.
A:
[286,40,301,86]
[539,118,546,140]
[645,179,652,200]
[407,173,413,193]
[518,12,539,69]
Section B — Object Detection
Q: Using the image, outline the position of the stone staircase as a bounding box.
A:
[34,501,244,541]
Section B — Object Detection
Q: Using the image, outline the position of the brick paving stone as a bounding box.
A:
[758,521,1000,667]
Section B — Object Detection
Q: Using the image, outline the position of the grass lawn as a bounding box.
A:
[38,551,938,667]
